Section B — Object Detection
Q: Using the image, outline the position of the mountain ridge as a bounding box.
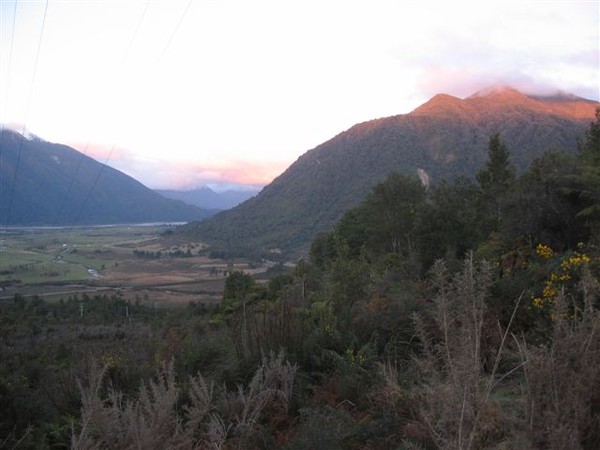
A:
[156,186,259,211]
[414,87,596,119]
[180,87,599,255]
[0,129,213,226]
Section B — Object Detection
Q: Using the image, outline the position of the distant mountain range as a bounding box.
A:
[156,187,260,211]
[180,87,599,255]
[0,129,213,226]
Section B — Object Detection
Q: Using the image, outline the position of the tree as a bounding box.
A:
[362,172,426,258]
[330,251,371,317]
[222,271,255,312]
[503,152,585,249]
[309,232,339,270]
[222,271,258,359]
[569,108,600,239]
[580,107,600,166]
[477,133,515,227]
[418,177,485,267]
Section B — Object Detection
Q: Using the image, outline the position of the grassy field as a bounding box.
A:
[0,225,261,306]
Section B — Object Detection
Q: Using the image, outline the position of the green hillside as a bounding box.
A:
[0,130,213,225]
[181,88,599,255]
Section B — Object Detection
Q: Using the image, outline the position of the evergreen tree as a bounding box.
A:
[570,108,600,238]
[580,107,600,166]
[477,133,515,227]
[362,172,426,258]
[418,177,484,267]
[504,152,585,249]
[222,271,255,312]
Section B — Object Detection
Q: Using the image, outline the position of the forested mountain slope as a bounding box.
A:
[0,129,212,225]
[181,87,599,254]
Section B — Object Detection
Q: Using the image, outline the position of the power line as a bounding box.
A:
[157,0,193,65]
[52,139,91,225]
[4,0,195,227]
[71,143,117,228]
[69,0,194,228]
[0,0,19,202]
[65,1,152,229]
[0,0,18,123]
[43,2,152,251]
[54,0,150,228]
[122,0,151,66]
[5,0,50,225]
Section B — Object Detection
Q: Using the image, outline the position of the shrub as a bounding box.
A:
[515,270,600,450]
[409,255,520,449]
[72,352,297,449]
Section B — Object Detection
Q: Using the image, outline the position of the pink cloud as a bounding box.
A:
[65,140,132,163]
[57,135,288,190]
[146,159,288,190]
[417,68,578,100]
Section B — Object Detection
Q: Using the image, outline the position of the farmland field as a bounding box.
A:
[0,225,262,306]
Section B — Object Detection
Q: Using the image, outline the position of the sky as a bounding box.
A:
[1,0,599,191]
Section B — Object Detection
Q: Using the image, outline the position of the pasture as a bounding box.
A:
[0,225,258,306]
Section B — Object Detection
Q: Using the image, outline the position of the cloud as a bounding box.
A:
[3,0,597,194]
[416,70,568,100]
[67,141,132,163]
[398,2,599,101]
[62,141,287,190]
[143,159,288,190]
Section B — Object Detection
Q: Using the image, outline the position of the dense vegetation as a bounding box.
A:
[183,89,597,255]
[1,111,599,448]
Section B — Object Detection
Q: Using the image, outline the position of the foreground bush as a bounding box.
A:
[516,271,600,450]
[72,352,297,449]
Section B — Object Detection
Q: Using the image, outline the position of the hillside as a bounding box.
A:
[0,129,212,225]
[180,87,599,254]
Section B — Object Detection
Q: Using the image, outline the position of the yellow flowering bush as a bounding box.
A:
[536,243,554,259]
[531,247,593,312]
[560,253,591,271]
[542,282,557,299]
[345,346,367,367]
[102,353,119,370]
[532,297,544,308]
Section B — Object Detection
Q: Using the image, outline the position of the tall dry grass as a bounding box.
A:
[410,255,522,449]
[72,352,297,449]
[407,257,599,450]
[515,270,600,450]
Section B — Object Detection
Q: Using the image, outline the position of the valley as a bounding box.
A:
[0,225,275,307]
[1,0,597,444]
[1,89,598,449]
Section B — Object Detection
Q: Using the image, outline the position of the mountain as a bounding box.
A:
[0,129,213,225]
[180,87,599,255]
[156,187,259,211]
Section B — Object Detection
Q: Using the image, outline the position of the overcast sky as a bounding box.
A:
[1,0,598,190]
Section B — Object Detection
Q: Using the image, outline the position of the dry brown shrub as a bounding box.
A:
[515,270,600,450]
[409,255,520,449]
[72,352,297,449]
